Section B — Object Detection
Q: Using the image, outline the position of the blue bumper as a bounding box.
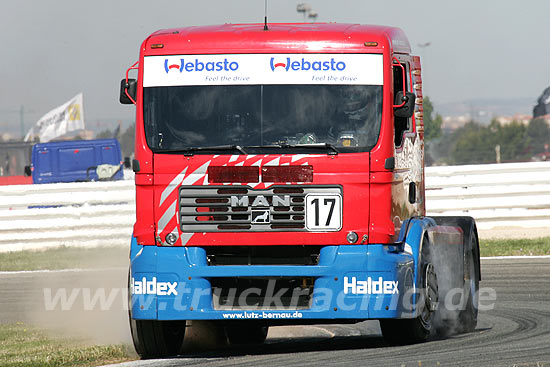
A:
[129,236,424,322]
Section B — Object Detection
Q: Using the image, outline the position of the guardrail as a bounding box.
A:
[425,162,550,233]
[0,181,135,252]
[1,161,549,252]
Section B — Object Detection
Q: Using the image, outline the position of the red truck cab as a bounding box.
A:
[127,23,423,248]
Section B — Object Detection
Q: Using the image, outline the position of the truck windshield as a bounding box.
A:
[143,84,382,154]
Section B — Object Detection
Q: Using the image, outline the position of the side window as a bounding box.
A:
[393,62,411,147]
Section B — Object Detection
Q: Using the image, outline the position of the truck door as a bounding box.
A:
[391,56,424,236]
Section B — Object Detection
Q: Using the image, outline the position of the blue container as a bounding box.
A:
[31,139,124,183]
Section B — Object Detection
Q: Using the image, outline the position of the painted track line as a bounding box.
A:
[480,255,550,260]
[2,256,550,275]
[0,267,126,275]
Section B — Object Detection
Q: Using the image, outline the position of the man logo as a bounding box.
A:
[230,195,291,208]
[251,210,270,224]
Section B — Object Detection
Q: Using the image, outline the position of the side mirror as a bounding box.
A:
[24,165,31,176]
[394,91,416,118]
[119,78,137,104]
[123,157,131,168]
[132,159,141,173]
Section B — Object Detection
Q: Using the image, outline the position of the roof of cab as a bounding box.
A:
[143,23,411,55]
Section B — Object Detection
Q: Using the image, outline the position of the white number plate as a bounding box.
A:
[305,194,342,231]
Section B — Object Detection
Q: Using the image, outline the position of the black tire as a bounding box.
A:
[379,317,430,346]
[130,318,186,358]
[380,235,438,345]
[456,240,479,333]
[128,273,186,358]
[435,228,479,336]
[225,322,269,345]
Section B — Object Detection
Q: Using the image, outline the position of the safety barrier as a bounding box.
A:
[1,161,549,252]
[425,161,550,235]
[0,180,135,252]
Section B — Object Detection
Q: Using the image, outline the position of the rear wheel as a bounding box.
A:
[380,236,438,345]
[456,243,479,333]
[435,228,479,336]
[225,322,269,345]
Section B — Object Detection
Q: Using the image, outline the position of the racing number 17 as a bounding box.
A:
[305,194,342,231]
[310,198,336,226]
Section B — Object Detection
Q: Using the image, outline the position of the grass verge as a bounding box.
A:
[0,322,134,367]
[0,246,128,272]
[479,237,550,257]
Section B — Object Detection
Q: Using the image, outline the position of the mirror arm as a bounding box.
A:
[124,61,139,105]
[392,57,407,108]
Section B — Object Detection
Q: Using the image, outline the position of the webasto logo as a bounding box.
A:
[164,58,239,73]
[270,57,346,72]
[344,276,399,295]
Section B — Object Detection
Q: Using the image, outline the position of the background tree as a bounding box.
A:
[448,119,533,164]
[119,123,135,158]
[96,129,113,139]
[422,96,444,165]
[525,118,550,155]
[94,124,134,158]
[493,120,527,162]
[422,96,443,142]
[449,121,496,164]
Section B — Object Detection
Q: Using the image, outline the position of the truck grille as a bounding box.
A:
[204,245,323,266]
[211,277,314,310]
[179,185,341,232]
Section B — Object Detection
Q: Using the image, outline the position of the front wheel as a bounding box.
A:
[380,237,438,345]
[130,318,186,359]
[128,272,186,358]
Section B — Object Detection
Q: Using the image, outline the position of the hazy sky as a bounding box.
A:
[1,0,549,136]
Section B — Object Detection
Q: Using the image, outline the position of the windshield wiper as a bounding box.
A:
[158,145,248,156]
[247,143,339,155]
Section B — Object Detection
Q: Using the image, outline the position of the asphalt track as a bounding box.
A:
[1,258,549,366]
